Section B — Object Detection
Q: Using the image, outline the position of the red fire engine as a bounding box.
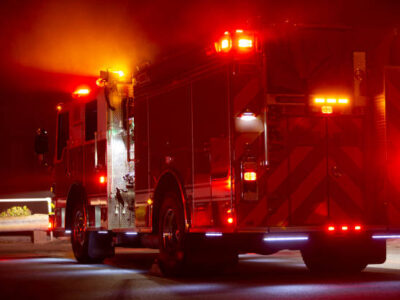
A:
[49,24,400,275]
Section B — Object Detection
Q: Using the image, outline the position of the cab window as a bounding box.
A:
[57,112,69,160]
[85,100,97,141]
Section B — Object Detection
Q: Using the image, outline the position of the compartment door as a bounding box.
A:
[327,116,365,223]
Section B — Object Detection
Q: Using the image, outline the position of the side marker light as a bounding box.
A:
[264,236,308,242]
[205,232,223,237]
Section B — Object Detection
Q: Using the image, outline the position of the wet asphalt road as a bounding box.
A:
[0,239,399,300]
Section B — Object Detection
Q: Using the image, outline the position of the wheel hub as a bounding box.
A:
[162,208,180,252]
[73,210,86,246]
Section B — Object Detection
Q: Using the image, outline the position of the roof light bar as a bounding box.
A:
[338,98,349,104]
[126,232,138,236]
[215,29,256,54]
[313,97,350,105]
[238,38,253,48]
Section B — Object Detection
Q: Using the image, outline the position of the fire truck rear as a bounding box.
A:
[51,24,400,275]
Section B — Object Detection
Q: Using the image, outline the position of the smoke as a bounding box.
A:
[9,1,156,78]
[1,0,398,92]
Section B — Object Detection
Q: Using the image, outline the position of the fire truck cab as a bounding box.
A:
[52,24,400,275]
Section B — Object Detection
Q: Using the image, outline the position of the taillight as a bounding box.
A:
[48,215,54,231]
[99,175,107,184]
[242,161,258,201]
[244,171,257,181]
[225,208,235,225]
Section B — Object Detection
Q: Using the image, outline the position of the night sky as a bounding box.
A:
[0,0,399,196]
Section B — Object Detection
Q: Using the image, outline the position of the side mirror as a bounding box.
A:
[35,128,49,154]
[35,128,49,166]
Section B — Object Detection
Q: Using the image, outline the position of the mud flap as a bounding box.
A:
[363,239,386,264]
[304,235,386,265]
[88,231,115,260]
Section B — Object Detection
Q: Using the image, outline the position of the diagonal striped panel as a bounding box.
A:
[261,143,326,226]
[325,116,365,223]
[290,158,327,225]
[329,179,364,221]
[291,177,328,225]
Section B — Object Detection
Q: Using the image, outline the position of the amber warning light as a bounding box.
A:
[312,96,350,114]
[72,87,90,99]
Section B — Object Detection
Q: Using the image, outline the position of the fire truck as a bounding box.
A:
[49,24,400,275]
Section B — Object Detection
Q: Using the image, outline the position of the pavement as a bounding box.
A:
[0,238,400,300]
[0,236,399,267]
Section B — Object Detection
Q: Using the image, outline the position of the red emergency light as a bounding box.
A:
[215,29,257,54]
[328,226,336,232]
[56,103,63,112]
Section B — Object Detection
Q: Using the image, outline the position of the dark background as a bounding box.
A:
[0,0,399,196]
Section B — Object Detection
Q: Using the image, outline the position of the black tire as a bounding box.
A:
[158,192,187,276]
[301,246,367,274]
[71,201,103,264]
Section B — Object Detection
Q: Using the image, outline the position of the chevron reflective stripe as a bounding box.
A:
[239,114,366,228]
[233,77,261,114]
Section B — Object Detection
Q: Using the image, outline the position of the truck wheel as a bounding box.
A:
[301,246,367,274]
[71,202,103,264]
[158,192,187,276]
